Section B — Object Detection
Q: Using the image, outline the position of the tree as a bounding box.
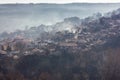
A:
[102,48,120,80]
[6,45,11,52]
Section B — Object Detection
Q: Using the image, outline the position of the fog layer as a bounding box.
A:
[0,3,120,32]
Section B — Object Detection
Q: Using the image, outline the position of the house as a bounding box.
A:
[0,50,7,55]
[59,42,78,47]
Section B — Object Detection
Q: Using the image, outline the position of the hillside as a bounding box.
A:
[0,8,120,80]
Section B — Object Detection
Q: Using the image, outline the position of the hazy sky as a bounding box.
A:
[0,0,120,4]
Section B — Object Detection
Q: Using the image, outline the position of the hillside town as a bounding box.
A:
[0,8,120,59]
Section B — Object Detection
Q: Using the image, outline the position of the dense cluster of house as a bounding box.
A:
[0,20,120,58]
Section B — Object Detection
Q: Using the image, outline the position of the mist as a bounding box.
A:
[0,3,120,32]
